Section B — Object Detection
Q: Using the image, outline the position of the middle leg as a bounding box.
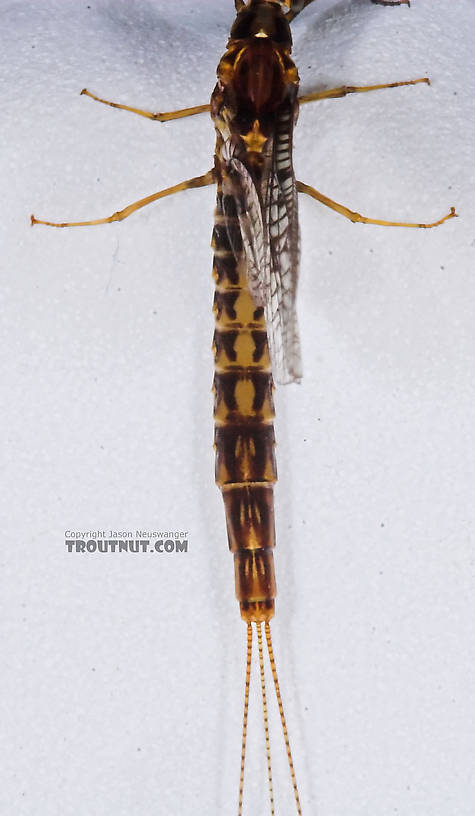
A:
[299,77,429,107]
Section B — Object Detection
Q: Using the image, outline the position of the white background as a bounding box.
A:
[2,1,474,814]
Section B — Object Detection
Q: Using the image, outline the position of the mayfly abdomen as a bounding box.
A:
[212,182,278,624]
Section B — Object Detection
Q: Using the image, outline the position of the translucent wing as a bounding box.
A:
[222,111,302,385]
[261,119,302,384]
[224,157,271,308]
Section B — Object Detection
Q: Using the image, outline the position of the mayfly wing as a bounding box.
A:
[262,102,302,385]
[221,102,302,385]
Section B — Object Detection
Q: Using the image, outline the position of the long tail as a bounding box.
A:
[238,621,302,815]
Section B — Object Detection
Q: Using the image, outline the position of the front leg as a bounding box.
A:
[287,0,408,21]
[286,0,318,23]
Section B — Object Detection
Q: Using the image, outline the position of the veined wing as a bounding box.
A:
[222,112,302,385]
[262,109,301,385]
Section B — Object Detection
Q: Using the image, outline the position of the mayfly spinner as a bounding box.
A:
[31,0,456,812]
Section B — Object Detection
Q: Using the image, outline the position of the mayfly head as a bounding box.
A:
[230,0,293,48]
[235,0,292,10]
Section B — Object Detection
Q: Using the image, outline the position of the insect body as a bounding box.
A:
[211,4,303,810]
[31,0,456,812]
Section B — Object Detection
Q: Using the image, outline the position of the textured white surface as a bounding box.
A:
[1,1,475,814]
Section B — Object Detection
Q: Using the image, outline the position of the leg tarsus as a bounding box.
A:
[31,170,216,228]
[80,88,211,122]
[299,77,429,106]
[297,180,457,229]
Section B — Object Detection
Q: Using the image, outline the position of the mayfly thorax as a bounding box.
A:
[31,0,456,812]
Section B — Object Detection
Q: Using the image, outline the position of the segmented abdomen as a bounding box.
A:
[212,170,277,624]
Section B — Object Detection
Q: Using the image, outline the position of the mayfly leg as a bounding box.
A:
[286,0,319,23]
[299,76,431,105]
[31,171,215,228]
[80,87,211,122]
[297,181,457,229]
[80,74,432,132]
[285,0,410,23]
[297,75,457,227]
[285,0,409,23]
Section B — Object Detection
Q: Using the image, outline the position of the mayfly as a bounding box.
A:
[31,0,456,812]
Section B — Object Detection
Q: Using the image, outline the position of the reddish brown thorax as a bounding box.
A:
[215,0,298,145]
[232,40,288,115]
